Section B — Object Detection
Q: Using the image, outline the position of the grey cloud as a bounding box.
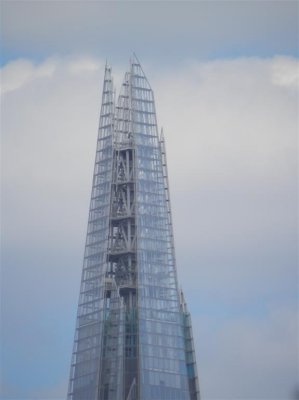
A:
[195,307,298,399]
[1,1,298,63]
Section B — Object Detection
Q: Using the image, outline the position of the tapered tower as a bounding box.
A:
[68,56,200,400]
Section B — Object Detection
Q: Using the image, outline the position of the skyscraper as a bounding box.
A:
[68,56,200,400]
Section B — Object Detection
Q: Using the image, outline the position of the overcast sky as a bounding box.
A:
[1,2,298,400]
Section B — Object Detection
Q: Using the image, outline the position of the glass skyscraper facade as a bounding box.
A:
[67,57,200,400]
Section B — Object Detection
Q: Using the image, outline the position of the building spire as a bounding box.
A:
[68,57,200,400]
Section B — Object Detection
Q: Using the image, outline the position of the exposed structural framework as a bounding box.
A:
[68,56,200,400]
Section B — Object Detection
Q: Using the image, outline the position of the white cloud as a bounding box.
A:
[1,59,35,93]
[271,56,299,89]
[1,55,298,399]
[0,58,59,94]
[153,56,298,185]
[67,56,103,75]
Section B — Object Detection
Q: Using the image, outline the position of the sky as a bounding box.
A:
[0,1,298,400]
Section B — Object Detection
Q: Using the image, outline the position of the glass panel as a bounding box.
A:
[68,67,114,400]
[131,62,191,400]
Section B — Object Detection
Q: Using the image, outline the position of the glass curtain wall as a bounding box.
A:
[68,57,200,400]
[131,62,191,400]
[68,66,115,400]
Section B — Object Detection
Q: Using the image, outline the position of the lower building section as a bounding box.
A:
[80,282,199,400]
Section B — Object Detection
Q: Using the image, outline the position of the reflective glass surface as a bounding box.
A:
[131,63,191,400]
[68,68,114,400]
[68,60,199,400]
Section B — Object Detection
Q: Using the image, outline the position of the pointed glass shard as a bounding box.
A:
[67,59,200,400]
